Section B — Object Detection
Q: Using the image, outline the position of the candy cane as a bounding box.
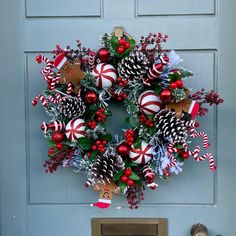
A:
[188,146,216,171]
[84,179,95,188]
[143,165,158,189]
[189,128,210,150]
[89,51,95,69]
[163,168,171,177]
[185,120,199,128]
[32,95,48,107]
[66,83,73,94]
[47,78,57,91]
[35,55,54,76]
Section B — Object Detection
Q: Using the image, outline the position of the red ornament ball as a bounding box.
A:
[160,89,172,103]
[119,38,126,46]
[121,175,128,183]
[116,143,130,156]
[124,42,130,49]
[85,91,98,103]
[124,168,132,177]
[176,80,183,88]
[51,131,64,143]
[170,82,177,89]
[97,48,110,62]
[182,151,189,159]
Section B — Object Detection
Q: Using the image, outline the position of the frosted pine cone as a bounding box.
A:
[58,96,85,119]
[118,50,149,80]
[89,155,122,184]
[154,109,187,143]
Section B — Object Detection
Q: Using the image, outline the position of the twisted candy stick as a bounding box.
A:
[189,128,210,150]
[41,120,65,133]
[89,51,96,69]
[46,93,62,104]
[188,146,216,171]
[143,165,158,189]
[66,83,73,94]
[32,95,48,107]
[35,54,54,76]
[147,56,169,80]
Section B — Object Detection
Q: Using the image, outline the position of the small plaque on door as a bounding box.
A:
[92,218,167,236]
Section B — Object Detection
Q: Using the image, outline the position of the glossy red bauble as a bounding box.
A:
[116,143,130,156]
[121,175,128,183]
[97,48,110,62]
[176,80,183,88]
[170,82,177,89]
[85,91,98,103]
[124,168,132,177]
[182,151,189,159]
[127,179,135,187]
[124,42,130,49]
[51,131,64,143]
[160,89,172,103]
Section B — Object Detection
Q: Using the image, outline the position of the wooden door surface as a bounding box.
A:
[0,0,236,235]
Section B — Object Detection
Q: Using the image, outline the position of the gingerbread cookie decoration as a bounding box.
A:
[191,223,209,236]
[91,182,120,209]
[166,90,199,119]
[54,52,85,94]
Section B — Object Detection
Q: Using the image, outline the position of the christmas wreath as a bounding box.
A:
[32,28,223,209]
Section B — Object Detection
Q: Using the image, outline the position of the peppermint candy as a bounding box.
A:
[129,141,154,164]
[138,90,162,115]
[92,63,117,89]
[65,118,86,142]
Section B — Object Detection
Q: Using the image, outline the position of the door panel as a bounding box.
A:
[1,0,236,235]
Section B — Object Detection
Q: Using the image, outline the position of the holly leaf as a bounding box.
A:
[133,137,142,149]
[135,179,142,187]
[78,137,94,150]
[111,35,119,50]
[119,181,128,190]
[101,133,112,142]
[114,170,124,181]
[48,139,56,148]
[129,172,140,181]
[91,150,98,160]
[129,116,140,128]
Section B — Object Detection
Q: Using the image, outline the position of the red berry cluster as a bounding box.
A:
[121,168,135,186]
[124,129,135,146]
[117,38,130,54]
[169,80,184,89]
[178,149,189,159]
[117,77,128,87]
[113,91,128,101]
[139,114,154,128]
[91,139,107,153]
[95,107,106,122]
[88,120,96,129]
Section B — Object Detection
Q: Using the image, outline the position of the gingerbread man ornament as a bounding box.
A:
[91,182,120,209]
[166,89,199,119]
[54,52,85,94]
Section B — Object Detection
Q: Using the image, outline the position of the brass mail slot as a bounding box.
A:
[92,218,167,236]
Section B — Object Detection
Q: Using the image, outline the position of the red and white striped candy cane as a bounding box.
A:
[188,146,216,171]
[44,70,54,81]
[32,95,48,107]
[163,168,171,177]
[185,120,199,128]
[47,78,57,91]
[167,143,178,153]
[46,93,62,104]
[84,179,94,188]
[66,83,73,94]
[89,51,96,69]
[35,54,54,76]
[189,128,210,150]
[147,63,163,80]
[143,165,158,190]
[160,55,169,65]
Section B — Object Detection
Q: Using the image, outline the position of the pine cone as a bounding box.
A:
[154,109,187,143]
[118,50,149,80]
[58,96,85,119]
[89,155,122,184]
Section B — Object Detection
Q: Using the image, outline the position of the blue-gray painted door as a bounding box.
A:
[0,0,235,235]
